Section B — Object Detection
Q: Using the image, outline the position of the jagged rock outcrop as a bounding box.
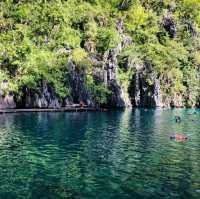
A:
[129,68,186,108]
[118,0,132,10]
[170,94,184,107]
[11,19,182,109]
[14,60,96,108]
[130,70,165,108]
[183,17,197,37]
[127,58,185,108]
[18,81,62,108]
[0,81,16,109]
[103,19,132,107]
[1,18,195,109]
[0,94,16,109]
[67,60,95,107]
[163,15,177,38]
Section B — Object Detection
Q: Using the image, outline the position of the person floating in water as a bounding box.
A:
[170,133,188,141]
[175,115,181,123]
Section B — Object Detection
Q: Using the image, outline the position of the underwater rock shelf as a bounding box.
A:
[0,108,102,114]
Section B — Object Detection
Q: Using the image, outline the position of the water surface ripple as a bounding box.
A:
[0,109,200,199]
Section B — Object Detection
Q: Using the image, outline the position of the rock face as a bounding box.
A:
[130,70,165,108]
[15,60,95,108]
[184,18,197,37]
[163,15,177,38]
[0,94,16,109]
[170,94,184,108]
[0,81,16,109]
[129,68,187,108]
[18,81,62,108]
[103,19,132,107]
[0,18,195,109]
[67,60,95,107]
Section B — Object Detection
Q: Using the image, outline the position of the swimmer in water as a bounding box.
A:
[170,133,188,141]
[175,115,181,123]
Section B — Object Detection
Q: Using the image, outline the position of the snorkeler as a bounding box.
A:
[175,115,181,123]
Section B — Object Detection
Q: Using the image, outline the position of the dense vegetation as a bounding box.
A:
[1,0,200,106]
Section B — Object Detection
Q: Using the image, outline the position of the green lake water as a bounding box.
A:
[0,109,200,199]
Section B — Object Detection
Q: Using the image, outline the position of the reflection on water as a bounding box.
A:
[0,109,200,199]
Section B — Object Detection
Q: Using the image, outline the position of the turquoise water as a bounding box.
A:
[0,109,200,199]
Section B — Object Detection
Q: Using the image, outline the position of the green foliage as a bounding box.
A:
[86,75,111,105]
[1,0,200,106]
[179,0,200,23]
[0,71,7,82]
[96,27,121,52]
[193,52,200,65]
[124,3,149,32]
[183,66,199,106]
[71,48,88,64]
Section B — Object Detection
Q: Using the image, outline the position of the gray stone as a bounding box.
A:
[103,19,132,108]
[21,81,62,109]
[0,81,16,109]
[0,94,16,109]
[163,15,177,38]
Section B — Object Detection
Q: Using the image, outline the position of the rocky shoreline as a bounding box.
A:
[0,108,103,114]
[1,19,200,110]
